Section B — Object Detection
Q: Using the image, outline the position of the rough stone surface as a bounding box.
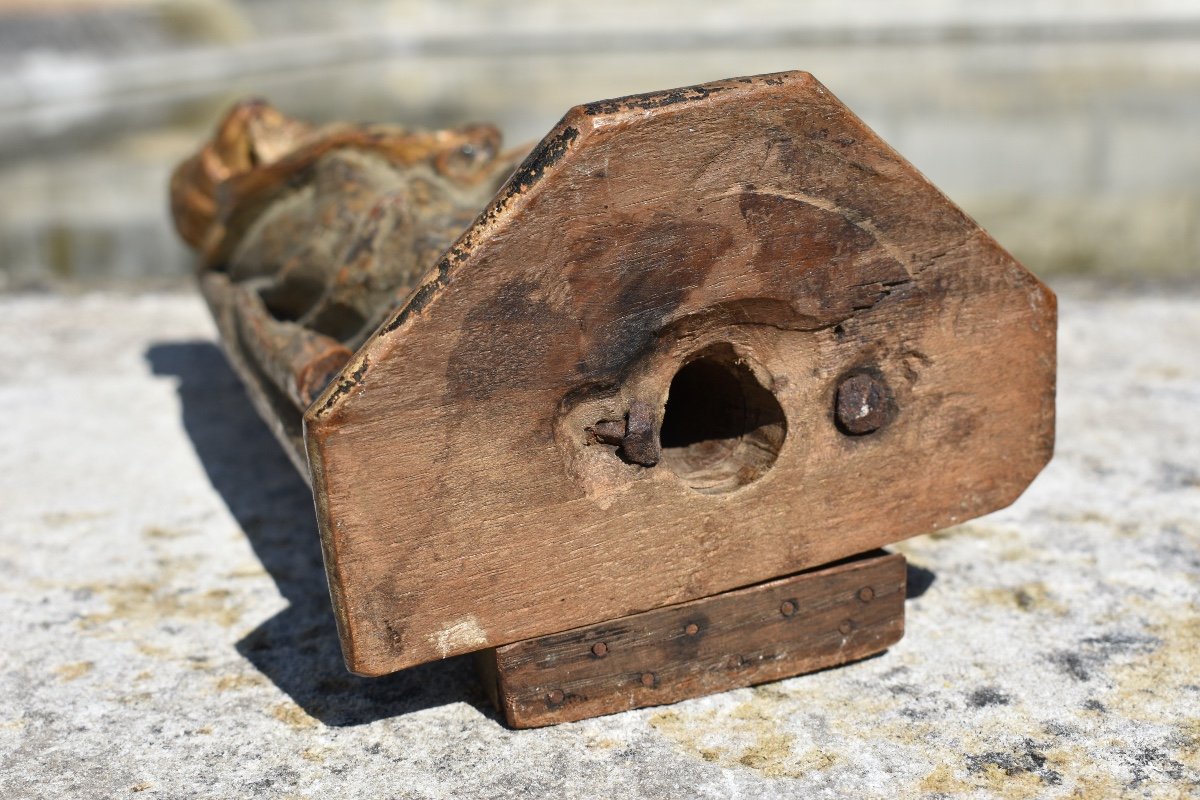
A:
[1,280,1198,798]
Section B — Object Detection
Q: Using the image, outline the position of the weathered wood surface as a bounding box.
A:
[303,72,1055,675]
[485,551,906,728]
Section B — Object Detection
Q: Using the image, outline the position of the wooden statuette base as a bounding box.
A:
[480,551,906,728]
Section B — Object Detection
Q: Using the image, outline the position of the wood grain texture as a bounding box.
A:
[303,71,1055,675]
[486,551,905,728]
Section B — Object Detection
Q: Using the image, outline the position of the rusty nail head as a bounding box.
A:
[591,641,608,657]
[621,400,661,466]
[685,623,700,636]
[547,689,564,705]
[838,620,854,636]
[858,586,875,602]
[640,672,656,687]
[589,401,661,466]
[780,600,797,617]
[835,371,893,435]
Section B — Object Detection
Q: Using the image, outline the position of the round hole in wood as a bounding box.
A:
[659,344,786,494]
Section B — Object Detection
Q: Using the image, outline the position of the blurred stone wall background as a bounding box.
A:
[1,0,1197,289]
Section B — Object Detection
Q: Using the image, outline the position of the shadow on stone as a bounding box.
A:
[906,563,937,599]
[146,340,489,726]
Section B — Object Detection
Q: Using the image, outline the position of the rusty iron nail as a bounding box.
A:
[835,371,893,435]
[858,586,875,602]
[587,401,661,466]
[547,689,564,705]
[640,672,656,687]
[621,400,661,466]
[838,620,854,636]
[586,418,626,446]
[591,642,608,657]
[684,623,700,636]
[780,600,797,617]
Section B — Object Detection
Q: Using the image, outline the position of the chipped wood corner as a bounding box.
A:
[169,70,1057,722]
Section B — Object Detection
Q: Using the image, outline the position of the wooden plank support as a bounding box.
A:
[483,551,906,728]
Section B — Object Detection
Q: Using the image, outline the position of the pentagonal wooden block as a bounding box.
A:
[301,72,1055,676]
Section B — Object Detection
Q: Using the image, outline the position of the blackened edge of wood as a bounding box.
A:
[580,70,811,116]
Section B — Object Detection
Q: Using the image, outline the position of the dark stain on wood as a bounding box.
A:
[566,214,734,381]
[445,279,578,402]
[738,190,912,321]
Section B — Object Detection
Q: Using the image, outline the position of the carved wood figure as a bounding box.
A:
[169,72,1056,728]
